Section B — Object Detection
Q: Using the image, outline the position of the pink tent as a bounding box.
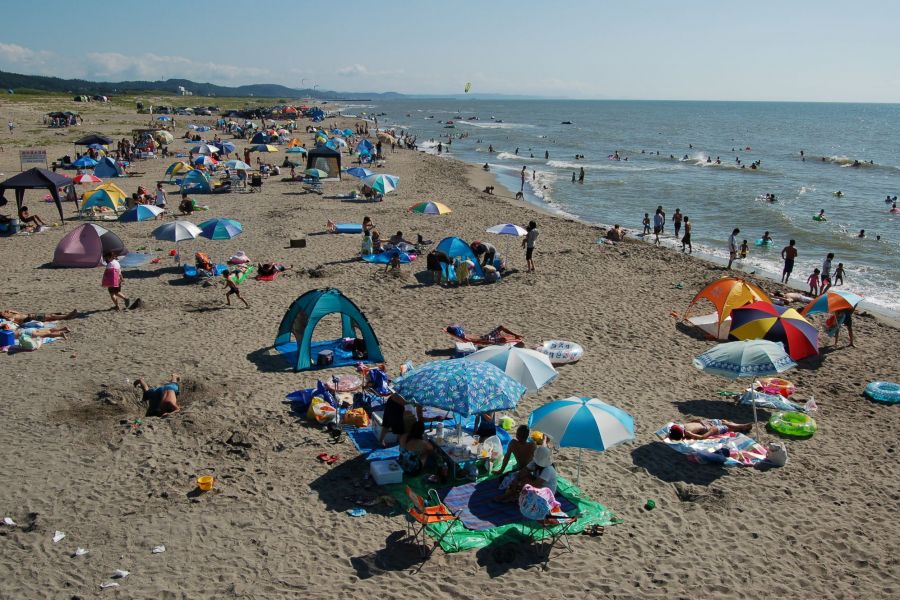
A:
[52,223,126,267]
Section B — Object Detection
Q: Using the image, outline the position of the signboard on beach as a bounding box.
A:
[19,149,48,170]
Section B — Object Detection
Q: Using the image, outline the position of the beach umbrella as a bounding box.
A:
[486,223,528,236]
[193,155,218,167]
[217,141,236,153]
[72,173,102,184]
[343,128,354,137]
[362,173,399,195]
[728,301,819,361]
[118,204,163,222]
[376,132,395,143]
[528,397,635,484]
[191,143,220,155]
[286,146,308,154]
[156,116,172,121]
[152,220,201,242]
[331,137,348,148]
[693,339,796,380]
[251,144,278,152]
[800,289,863,317]
[198,218,243,240]
[165,161,193,176]
[463,344,558,393]
[346,167,375,179]
[223,160,251,170]
[154,130,174,143]
[393,359,526,418]
[72,156,98,169]
[408,200,451,215]
[304,168,329,179]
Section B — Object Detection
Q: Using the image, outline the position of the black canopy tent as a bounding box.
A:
[305,146,342,180]
[0,168,76,222]
[74,133,113,146]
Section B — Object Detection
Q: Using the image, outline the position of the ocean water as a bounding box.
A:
[342,100,900,313]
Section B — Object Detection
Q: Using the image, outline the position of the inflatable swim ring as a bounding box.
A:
[535,340,584,364]
[757,377,796,398]
[769,411,817,438]
[864,381,900,404]
[812,215,827,222]
[832,192,844,197]
[755,239,774,247]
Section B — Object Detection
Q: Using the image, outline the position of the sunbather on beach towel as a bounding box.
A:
[0,309,78,324]
[257,262,289,277]
[134,373,181,417]
[669,419,752,440]
[1,323,70,340]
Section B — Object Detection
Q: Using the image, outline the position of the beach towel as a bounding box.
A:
[346,427,401,462]
[256,268,282,282]
[655,423,769,467]
[440,477,575,531]
[739,389,812,413]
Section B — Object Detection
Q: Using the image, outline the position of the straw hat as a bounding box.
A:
[533,445,552,468]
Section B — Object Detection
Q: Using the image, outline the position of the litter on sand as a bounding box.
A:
[53,531,65,543]
[112,569,130,579]
[73,548,89,557]
[100,582,120,590]
[347,508,367,517]
[152,545,166,554]
[3,517,15,526]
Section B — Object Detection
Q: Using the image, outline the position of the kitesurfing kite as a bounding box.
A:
[464,82,472,93]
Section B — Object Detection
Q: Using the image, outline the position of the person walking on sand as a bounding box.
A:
[154,182,167,210]
[222,270,249,308]
[681,216,692,253]
[727,228,740,269]
[520,166,526,191]
[781,239,797,283]
[523,220,539,273]
[101,252,130,311]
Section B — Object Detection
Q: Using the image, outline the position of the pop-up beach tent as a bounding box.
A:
[0,167,75,222]
[305,146,342,180]
[93,156,124,178]
[682,277,770,339]
[52,223,126,267]
[275,288,383,371]
[436,236,486,282]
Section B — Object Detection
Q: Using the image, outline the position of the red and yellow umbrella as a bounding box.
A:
[728,301,819,361]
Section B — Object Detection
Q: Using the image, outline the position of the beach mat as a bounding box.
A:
[386,475,621,553]
[440,477,577,531]
[346,427,400,462]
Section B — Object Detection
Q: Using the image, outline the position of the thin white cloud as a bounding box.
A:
[336,63,404,78]
[0,42,53,71]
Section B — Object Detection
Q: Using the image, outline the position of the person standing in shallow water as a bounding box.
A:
[727,228,740,269]
[681,216,692,253]
[781,239,797,283]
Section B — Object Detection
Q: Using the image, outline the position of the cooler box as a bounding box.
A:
[454,341,477,358]
[0,330,15,346]
[316,349,334,366]
[371,410,398,445]
[370,459,403,485]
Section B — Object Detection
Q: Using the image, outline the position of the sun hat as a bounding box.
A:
[533,445,552,468]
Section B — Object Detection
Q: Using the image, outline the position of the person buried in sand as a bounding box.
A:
[668,419,753,440]
[495,445,558,502]
[0,309,78,324]
[134,373,181,417]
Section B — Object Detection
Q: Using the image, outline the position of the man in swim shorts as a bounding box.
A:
[668,419,752,440]
[781,239,798,283]
[135,373,181,417]
[0,309,78,324]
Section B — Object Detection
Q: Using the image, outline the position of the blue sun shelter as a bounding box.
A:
[93,156,124,178]
[275,288,384,371]
[436,236,485,283]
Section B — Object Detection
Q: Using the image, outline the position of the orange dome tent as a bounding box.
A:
[682,277,770,339]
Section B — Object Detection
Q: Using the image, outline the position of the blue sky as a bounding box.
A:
[1,0,898,102]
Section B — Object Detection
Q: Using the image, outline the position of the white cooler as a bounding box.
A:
[370,459,403,485]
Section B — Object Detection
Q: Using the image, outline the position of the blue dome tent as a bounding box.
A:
[250,131,275,144]
[436,236,486,282]
[275,288,384,371]
[93,156,124,178]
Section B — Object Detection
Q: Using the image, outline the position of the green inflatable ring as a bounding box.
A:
[769,411,817,438]
[812,215,827,222]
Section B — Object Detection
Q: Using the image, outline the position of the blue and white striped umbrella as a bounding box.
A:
[693,339,796,380]
[528,397,635,483]
[198,218,243,240]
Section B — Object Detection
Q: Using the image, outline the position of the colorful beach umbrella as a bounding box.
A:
[72,156,98,169]
[118,204,163,222]
[345,167,375,179]
[486,223,528,236]
[800,289,863,317]
[72,173,102,184]
[408,201,451,215]
[728,301,819,361]
[193,155,218,167]
[528,397,635,484]
[198,218,243,240]
[393,359,526,417]
[362,173,399,195]
[251,144,279,152]
[463,344,557,393]
[693,339,796,380]
[217,141,236,153]
[304,168,329,179]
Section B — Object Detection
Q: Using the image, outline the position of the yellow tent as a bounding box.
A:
[81,182,127,203]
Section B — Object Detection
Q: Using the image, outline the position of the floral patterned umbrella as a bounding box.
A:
[393,359,526,416]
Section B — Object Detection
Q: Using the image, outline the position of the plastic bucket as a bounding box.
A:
[197,475,215,491]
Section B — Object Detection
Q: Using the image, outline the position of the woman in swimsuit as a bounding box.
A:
[669,419,752,440]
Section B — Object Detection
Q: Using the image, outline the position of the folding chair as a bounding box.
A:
[527,508,578,563]
[249,174,263,193]
[404,486,460,559]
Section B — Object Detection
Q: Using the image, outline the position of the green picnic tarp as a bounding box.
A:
[385,472,622,553]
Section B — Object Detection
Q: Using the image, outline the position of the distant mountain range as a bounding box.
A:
[0,70,405,100]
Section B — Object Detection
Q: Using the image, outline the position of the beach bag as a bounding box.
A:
[518,484,560,521]
[447,324,465,339]
[344,408,370,428]
[307,397,336,423]
[766,442,788,466]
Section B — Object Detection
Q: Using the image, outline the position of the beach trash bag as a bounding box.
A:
[308,397,336,423]
[482,435,503,468]
[518,484,560,521]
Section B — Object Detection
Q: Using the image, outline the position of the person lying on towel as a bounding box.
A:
[1,309,78,324]
[669,419,753,440]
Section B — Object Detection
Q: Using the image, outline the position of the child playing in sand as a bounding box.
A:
[222,270,249,308]
[834,262,845,286]
[806,268,821,296]
[101,252,130,311]
[739,240,749,259]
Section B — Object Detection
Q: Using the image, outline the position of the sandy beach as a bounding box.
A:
[1,97,898,599]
